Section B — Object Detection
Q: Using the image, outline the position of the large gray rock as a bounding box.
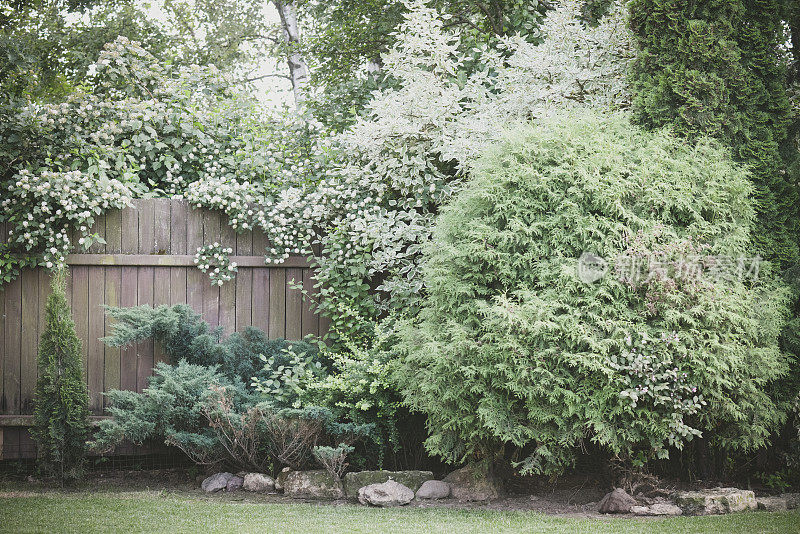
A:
[358,480,415,507]
[201,472,235,493]
[443,464,502,501]
[782,493,800,510]
[415,480,451,500]
[226,476,244,492]
[283,470,344,499]
[243,473,275,493]
[343,470,433,499]
[631,503,682,516]
[676,488,757,515]
[598,488,637,514]
[757,496,788,512]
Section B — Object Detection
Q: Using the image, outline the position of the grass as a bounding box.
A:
[0,492,799,534]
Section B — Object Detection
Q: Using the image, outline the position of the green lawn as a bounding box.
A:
[0,492,799,534]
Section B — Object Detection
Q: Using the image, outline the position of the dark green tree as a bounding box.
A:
[781,0,800,179]
[628,0,799,267]
[31,268,90,482]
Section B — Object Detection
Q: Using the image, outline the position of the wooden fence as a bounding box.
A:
[0,199,328,459]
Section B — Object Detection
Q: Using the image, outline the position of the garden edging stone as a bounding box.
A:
[343,470,433,499]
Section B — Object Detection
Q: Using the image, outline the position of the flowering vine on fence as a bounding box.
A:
[194,243,238,286]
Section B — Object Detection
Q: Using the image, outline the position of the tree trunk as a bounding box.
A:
[273,0,309,107]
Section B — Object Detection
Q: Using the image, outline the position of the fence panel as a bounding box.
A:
[0,199,325,458]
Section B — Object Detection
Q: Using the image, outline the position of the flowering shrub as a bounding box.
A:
[194,243,237,286]
[0,168,135,283]
[166,0,634,338]
[0,37,325,285]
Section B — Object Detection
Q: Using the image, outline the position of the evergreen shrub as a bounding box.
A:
[91,361,248,464]
[31,269,91,482]
[102,304,323,385]
[93,304,373,471]
[393,111,791,475]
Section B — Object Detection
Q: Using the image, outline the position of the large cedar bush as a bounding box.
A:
[393,111,791,475]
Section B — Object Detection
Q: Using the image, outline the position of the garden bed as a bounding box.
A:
[0,468,793,520]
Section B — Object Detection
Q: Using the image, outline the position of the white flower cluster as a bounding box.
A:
[194,243,238,286]
[1,37,326,285]
[1,169,133,272]
[181,113,328,265]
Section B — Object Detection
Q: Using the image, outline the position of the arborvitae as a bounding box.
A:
[31,268,90,482]
[628,0,799,267]
[394,112,790,475]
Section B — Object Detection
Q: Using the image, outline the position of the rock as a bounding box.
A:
[598,488,637,514]
[358,480,415,507]
[676,488,757,515]
[283,470,344,499]
[631,503,682,516]
[201,472,235,493]
[443,464,502,501]
[415,480,451,500]
[275,468,291,492]
[243,473,275,493]
[226,476,244,492]
[343,470,433,499]
[757,496,788,512]
[782,493,800,510]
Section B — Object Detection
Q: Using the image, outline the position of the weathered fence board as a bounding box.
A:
[0,199,326,459]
